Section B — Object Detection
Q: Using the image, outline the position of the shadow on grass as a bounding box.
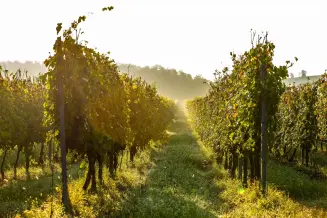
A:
[314,151,327,163]
[117,128,226,218]
[0,164,83,217]
[119,188,219,218]
[267,159,327,210]
[1,113,226,217]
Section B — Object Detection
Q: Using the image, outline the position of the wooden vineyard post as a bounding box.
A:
[56,43,71,211]
[261,63,267,196]
[58,80,70,211]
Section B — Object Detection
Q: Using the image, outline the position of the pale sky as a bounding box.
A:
[1,0,326,80]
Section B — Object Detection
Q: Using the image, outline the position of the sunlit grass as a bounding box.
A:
[217,178,326,218]
[0,141,160,217]
[3,117,327,217]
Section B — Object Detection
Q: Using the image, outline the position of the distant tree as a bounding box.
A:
[289,73,294,78]
[300,70,307,77]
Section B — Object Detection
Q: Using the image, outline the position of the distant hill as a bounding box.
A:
[0,61,46,77]
[118,64,209,100]
[284,75,322,86]
[0,61,209,101]
[2,61,323,96]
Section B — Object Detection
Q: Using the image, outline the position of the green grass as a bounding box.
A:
[312,151,327,167]
[116,119,327,217]
[0,142,161,217]
[119,133,223,218]
[0,164,81,217]
[267,159,327,208]
[2,116,327,217]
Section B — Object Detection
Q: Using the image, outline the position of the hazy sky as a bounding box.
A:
[1,0,326,80]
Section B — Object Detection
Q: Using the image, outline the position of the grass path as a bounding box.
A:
[1,118,225,217]
[4,116,326,217]
[120,121,222,217]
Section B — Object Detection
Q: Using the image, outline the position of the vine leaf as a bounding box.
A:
[56,23,62,35]
[102,6,114,11]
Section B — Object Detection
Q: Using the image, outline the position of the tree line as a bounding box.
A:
[0,63,209,101]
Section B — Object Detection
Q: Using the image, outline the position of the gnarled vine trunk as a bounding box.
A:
[224,152,228,170]
[39,143,45,167]
[24,145,31,179]
[83,151,97,192]
[230,150,238,178]
[249,152,255,182]
[243,151,248,187]
[289,148,297,162]
[97,153,103,185]
[1,149,8,180]
[130,145,137,163]
[238,156,243,180]
[305,147,310,167]
[254,137,261,180]
[14,146,23,179]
